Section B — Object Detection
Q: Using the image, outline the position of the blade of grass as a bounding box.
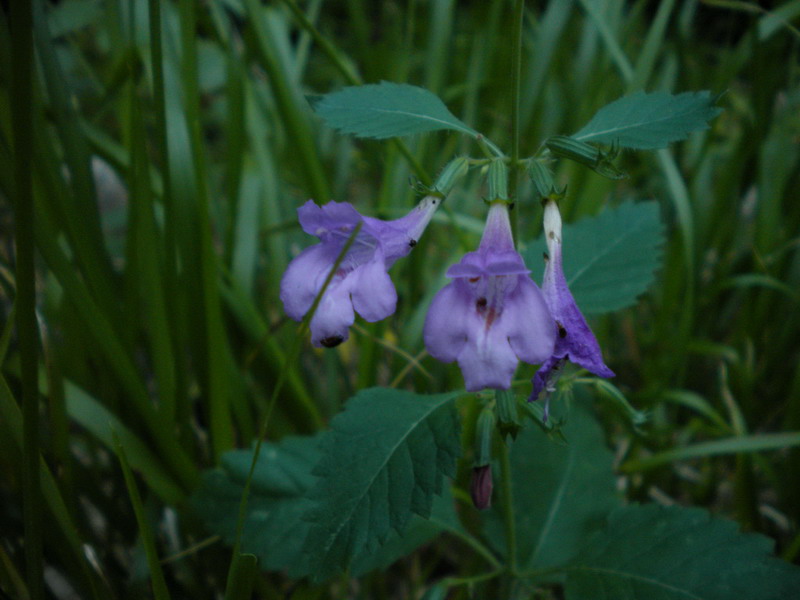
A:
[32,1,118,317]
[114,433,171,600]
[11,0,42,596]
[622,431,800,472]
[0,375,105,599]
[223,553,258,600]
[65,381,185,506]
[179,0,235,458]
[34,201,197,491]
[630,0,677,91]
[279,0,432,186]
[126,38,178,427]
[243,0,330,201]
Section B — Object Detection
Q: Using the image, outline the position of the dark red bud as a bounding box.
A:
[470,465,493,510]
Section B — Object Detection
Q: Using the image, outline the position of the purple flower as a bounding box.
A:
[280,196,440,347]
[530,200,614,401]
[424,203,555,391]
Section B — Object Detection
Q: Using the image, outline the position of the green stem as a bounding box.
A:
[11,1,43,597]
[227,224,363,561]
[500,438,517,577]
[509,0,525,243]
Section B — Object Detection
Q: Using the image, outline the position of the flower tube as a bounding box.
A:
[530,200,614,401]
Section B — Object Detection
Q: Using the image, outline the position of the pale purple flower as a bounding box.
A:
[280,196,440,347]
[530,200,614,401]
[424,203,555,392]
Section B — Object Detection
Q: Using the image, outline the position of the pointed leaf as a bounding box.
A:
[312,82,478,139]
[487,392,620,571]
[523,201,665,314]
[566,504,800,600]
[302,388,461,580]
[573,90,721,149]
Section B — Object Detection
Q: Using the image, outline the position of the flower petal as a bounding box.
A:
[279,243,337,321]
[309,281,355,348]
[350,257,397,322]
[423,282,472,363]
[456,324,519,391]
[298,199,362,237]
[500,277,556,365]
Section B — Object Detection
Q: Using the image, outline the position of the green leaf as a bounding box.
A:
[489,392,620,572]
[191,435,322,577]
[572,90,721,149]
[302,388,461,580]
[523,201,665,314]
[312,82,478,139]
[350,488,460,577]
[565,504,800,600]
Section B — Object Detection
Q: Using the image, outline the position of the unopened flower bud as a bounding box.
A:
[470,465,493,510]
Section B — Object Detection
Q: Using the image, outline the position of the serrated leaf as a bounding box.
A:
[312,82,478,139]
[190,434,322,577]
[191,429,461,581]
[523,201,664,314]
[573,90,721,149]
[302,387,461,580]
[350,488,460,577]
[487,391,620,571]
[566,504,800,600]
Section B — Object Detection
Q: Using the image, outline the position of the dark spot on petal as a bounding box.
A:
[408,239,417,247]
[556,321,567,338]
[548,231,555,240]
[476,297,487,309]
[469,277,480,283]
[320,336,344,348]
[543,252,549,261]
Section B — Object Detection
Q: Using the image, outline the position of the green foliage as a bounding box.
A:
[312,81,479,140]
[193,393,462,581]
[523,201,665,314]
[565,504,800,600]
[573,91,722,149]
[302,388,462,580]
[192,435,321,576]
[487,393,620,572]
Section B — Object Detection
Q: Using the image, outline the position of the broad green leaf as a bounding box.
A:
[312,82,478,139]
[523,201,664,314]
[487,392,620,572]
[350,488,460,577]
[191,435,322,577]
[565,504,800,600]
[193,423,462,580]
[573,91,721,149]
[302,388,462,580]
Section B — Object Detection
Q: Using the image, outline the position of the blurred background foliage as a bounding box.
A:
[1,0,799,597]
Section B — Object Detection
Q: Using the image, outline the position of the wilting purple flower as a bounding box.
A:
[530,200,614,401]
[280,196,440,347]
[470,465,493,510]
[424,203,555,391]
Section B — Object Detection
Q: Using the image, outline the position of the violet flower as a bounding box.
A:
[530,200,614,401]
[280,196,440,347]
[424,202,555,391]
